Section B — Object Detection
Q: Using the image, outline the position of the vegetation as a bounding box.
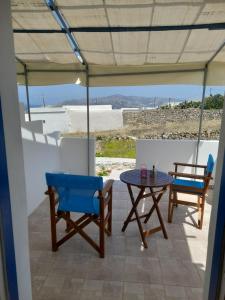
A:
[96,138,136,158]
[165,94,224,110]
[97,166,111,176]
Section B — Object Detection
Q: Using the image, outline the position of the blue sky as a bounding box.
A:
[18,84,225,107]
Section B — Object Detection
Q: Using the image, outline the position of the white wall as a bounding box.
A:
[25,106,123,134]
[22,128,61,214]
[136,139,219,179]
[22,131,96,215]
[59,137,96,176]
[25,108,69,134]
[0,1,32,298]
[24,120,43,133]
[20,103,43,133]
[68,109,123,132]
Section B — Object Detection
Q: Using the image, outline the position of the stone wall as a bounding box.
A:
[123,108,223,127]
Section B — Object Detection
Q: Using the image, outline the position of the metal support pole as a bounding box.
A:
[24,65,31,121]
[196,64,208,165]
[86,66,90,175]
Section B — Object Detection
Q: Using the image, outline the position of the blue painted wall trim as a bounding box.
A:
[0,96,19,299]
[209,150,225,299]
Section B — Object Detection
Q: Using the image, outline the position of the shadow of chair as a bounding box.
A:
[45,173,113,258]
[168,154,214,229]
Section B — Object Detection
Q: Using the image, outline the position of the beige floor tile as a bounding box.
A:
[123,293,145,300]
[102,281,123,299]
[85,255,125,281]
[124,282,144,294]
[124,257,162,284]
[160,258,202,287]
[143,284,165,300]
[165,285,187,299]
[185,287,203,300]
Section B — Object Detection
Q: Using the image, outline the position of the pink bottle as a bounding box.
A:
[140,164,147,178]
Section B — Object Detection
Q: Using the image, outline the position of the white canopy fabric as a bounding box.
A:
[13,0,225,86]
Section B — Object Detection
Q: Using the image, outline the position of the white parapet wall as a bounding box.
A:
[22,128,61,214]
[59,137,96,176]
[20,103,44,133]
[136,139,219,179]
[25,106,70,134]
[22,128,96,215]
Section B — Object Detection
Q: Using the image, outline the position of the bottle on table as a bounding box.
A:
[140,164,147,178]
[152,165,156,177]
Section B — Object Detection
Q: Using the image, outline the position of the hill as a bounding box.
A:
[60,94,181,109]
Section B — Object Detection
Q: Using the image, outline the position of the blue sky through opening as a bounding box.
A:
[18,84,225,107]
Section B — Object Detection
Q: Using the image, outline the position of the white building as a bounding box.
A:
[25,104,123,134]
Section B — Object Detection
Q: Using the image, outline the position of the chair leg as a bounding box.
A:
[198,196,205,230]
[168,189,172,222]
[99,200,105,258]
[168,190,175,223]
[107,188,112,235]
[49,194,58,252]
[65,212,72,232]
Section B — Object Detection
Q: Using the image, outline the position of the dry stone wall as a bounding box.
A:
[123,108,223,127]
[122,108,222,140]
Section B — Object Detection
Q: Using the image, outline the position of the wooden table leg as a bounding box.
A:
[150,187,168,239]
[144,187,165,224]
[122,185,148,248]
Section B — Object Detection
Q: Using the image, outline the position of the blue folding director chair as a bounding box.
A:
[45,173,113,258]
[168,154,214,229]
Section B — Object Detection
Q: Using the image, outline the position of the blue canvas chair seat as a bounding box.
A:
[45,172,113,258]
[168,154,214,229]
[173,178,205,190]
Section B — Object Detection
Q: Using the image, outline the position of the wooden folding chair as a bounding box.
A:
[168,154,214,229]
[45,173,113,258]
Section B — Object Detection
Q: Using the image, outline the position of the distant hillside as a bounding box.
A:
[60,94,182,109]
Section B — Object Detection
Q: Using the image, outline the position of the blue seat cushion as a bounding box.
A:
[173,178,204,190]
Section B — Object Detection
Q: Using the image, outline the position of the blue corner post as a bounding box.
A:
[208,150,225,299]
[0,97,19,299]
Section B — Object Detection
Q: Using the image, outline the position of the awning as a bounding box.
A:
[13,0,225,86]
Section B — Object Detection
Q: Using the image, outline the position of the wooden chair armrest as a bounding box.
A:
[101,180,114,198]
[169,171,206,180]
[174,162,207,169]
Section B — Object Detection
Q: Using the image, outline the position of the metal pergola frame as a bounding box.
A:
[15,0,225,176]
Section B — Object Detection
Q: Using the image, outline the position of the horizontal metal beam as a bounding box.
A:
[17,68,204,79]
[14,29,64,33]
[13,22,225,34]
[89,68,204,78]
[25,69,85,73]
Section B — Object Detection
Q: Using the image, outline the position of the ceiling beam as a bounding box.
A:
[13,22,225,34]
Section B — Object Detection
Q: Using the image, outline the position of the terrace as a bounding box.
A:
[1,1,225,300]
[30,179,212,300]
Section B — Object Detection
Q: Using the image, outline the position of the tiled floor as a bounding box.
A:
[29,177,212,300]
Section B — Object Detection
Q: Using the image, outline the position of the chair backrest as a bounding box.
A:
[206,154,215,175]
[46,173,103,213]
[204,154,215,191]
[46,173,103,191]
